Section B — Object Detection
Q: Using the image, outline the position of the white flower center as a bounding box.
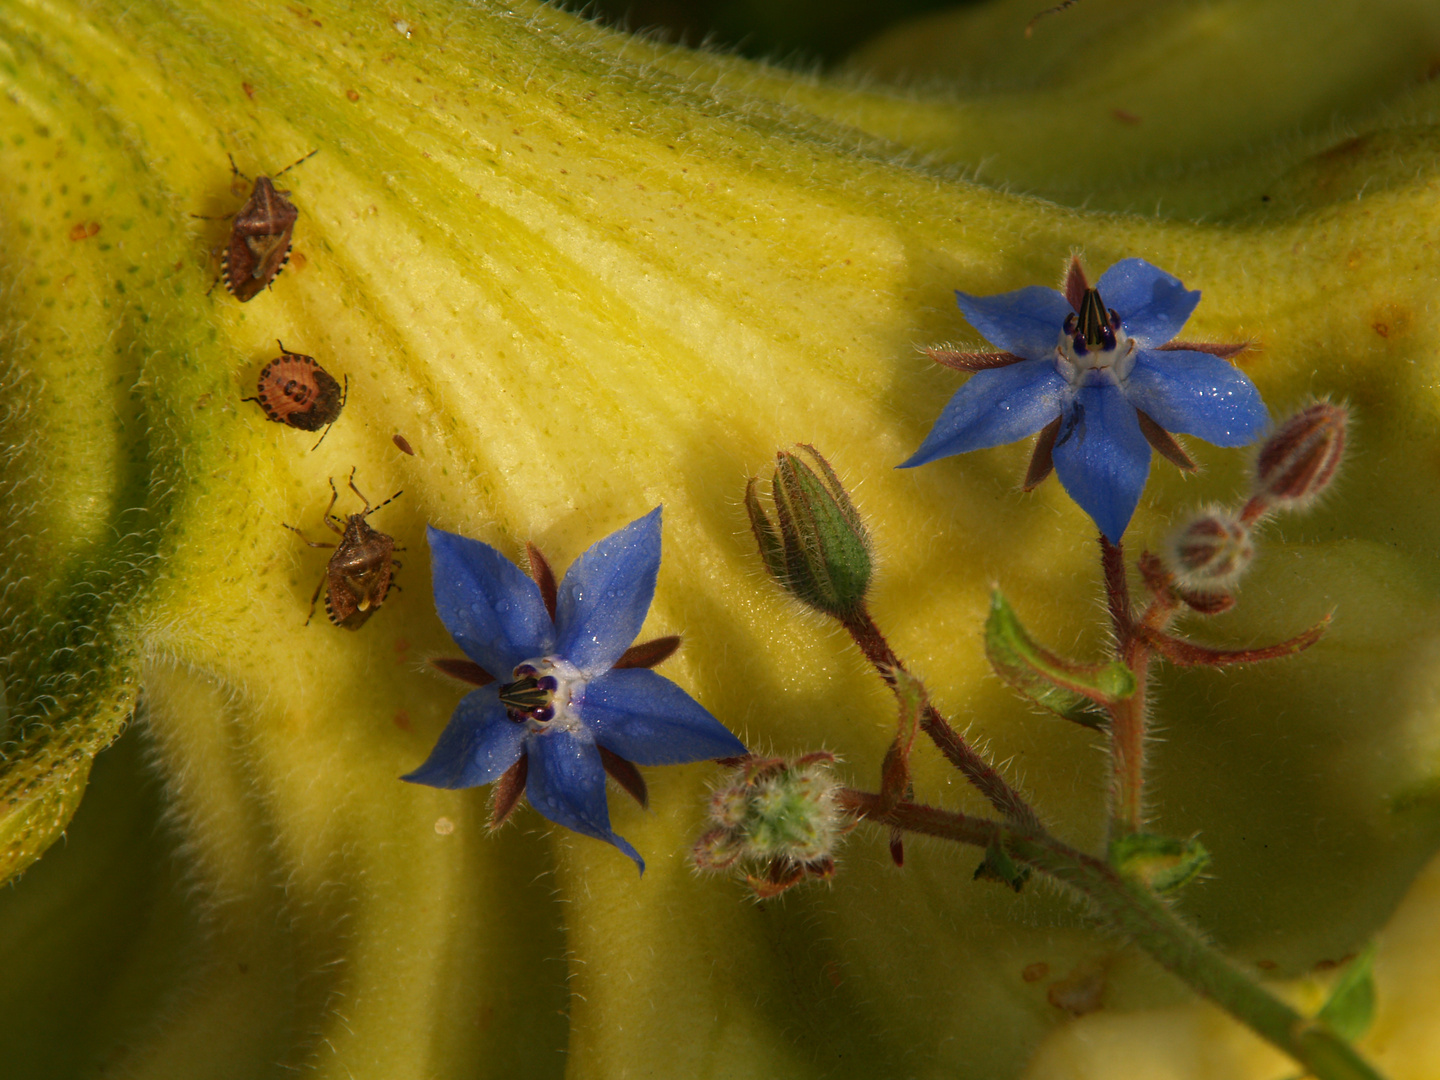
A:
[497,656,586,735]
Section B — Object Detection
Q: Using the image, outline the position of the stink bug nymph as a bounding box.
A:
[243,341,347,449]
[200,149,317,301]
[284,469,403,630]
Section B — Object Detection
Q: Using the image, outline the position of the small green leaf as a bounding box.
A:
[1317,943,1378,1042]
[1109,833,1211,895]
[973,839,1029,892]
[985,591,1135,727]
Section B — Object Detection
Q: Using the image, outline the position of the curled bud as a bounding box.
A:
[1165,509,1254,590]
[692,752,848,898]
[1246,401,1347,519]
[746,445,872,618]
[1109,832,1211,896]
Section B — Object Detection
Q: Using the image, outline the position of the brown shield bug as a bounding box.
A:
[197,149,317,301]
[243,341,347,449]
[284,469,403,630]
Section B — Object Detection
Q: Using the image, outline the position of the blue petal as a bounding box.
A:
[1096,259,1200,348]
[1052,380,1152,544]
[899,359,1068,469]
[400,689,526,789]
[954,285,1074,362]
[555,507,662,678]
[528,731,644,871]
[579,669,748,765]
[428,525,555,677]
[1124,350,1270,447]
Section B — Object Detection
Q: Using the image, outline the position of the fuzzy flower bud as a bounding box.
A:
[1247,401,1348,517]
[746,446,872,618]
[1165,509,1254,590]
[692,752,848,898]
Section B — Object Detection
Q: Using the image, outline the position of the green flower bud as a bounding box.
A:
[746,446,872,617]
[693,753,847,897]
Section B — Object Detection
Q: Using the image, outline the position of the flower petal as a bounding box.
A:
[954,285,1074,361]
[579,668,748,765]
[400,689,526,789]
[1052,380,1152,543]
[899,359,1068,469]
[555,507,662,678]
[527,731,644,871]
[1096,259,1200,347]
[428,526,555,676]
[1125,350,1271,446]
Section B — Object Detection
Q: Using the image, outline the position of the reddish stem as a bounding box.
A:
[837,604,1041,830]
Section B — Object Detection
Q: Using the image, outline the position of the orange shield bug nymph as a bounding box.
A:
[243,341,347,449]
[198,149,317,301]
[284,469,403,630]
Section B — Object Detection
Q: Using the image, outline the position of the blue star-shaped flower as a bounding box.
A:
[900,257,1270,543]
[404,507,748,871]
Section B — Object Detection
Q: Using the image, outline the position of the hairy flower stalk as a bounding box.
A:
[4,0,1440,1078]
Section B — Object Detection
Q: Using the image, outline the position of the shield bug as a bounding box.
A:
[198,149,317,301]
[243,341,347,449]
[284,469,403,630]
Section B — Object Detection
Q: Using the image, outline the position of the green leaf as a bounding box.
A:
[985,591,1135,727]
[974,839,1030,893]
[1317,943,1379,1042]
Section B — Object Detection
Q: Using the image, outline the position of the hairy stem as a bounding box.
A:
[1101,536,1150,838]
[839,790,1385,1080]
[838,604,1041,830]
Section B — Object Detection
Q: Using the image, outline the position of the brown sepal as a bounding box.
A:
[598,746,648,808]
[748,860,806,899]
[1136,410,1197,472]
[489,754,529,830]
[1143,615,1329,667]
[1138,550,1174,595]
[1025,417,1061,490]
[1138,550,1233,614]
[1156,340,1253,360]
[1063,255,1089,311]
[925,348,1026,372]
[614,635,682,670]
[431,657,495,686]
[888,830,905,868]
[1176,588,1235,615]
[527,542,558,622]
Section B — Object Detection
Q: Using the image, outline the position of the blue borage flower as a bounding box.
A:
[405,507,748,871]
[901,257,1270,542]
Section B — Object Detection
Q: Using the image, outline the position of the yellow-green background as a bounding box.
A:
[4,0,1440,1076]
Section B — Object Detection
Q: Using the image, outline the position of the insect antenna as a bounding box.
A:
[272,148,319,179]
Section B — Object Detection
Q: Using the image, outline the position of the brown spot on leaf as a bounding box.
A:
[346,89,360,102]
[1022,962,1049,983]
[68,221,101,241]
[393,709,412,731]
[242,82,256,99]
[1370,301,1412,340]
[1047,959,1108,1016]
[1112,108,1141,124]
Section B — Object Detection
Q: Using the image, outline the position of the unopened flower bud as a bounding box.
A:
[692,752,848,897]
[1166,509,1253,589]
[1248,401,1347,517]
[746,446,872,618]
